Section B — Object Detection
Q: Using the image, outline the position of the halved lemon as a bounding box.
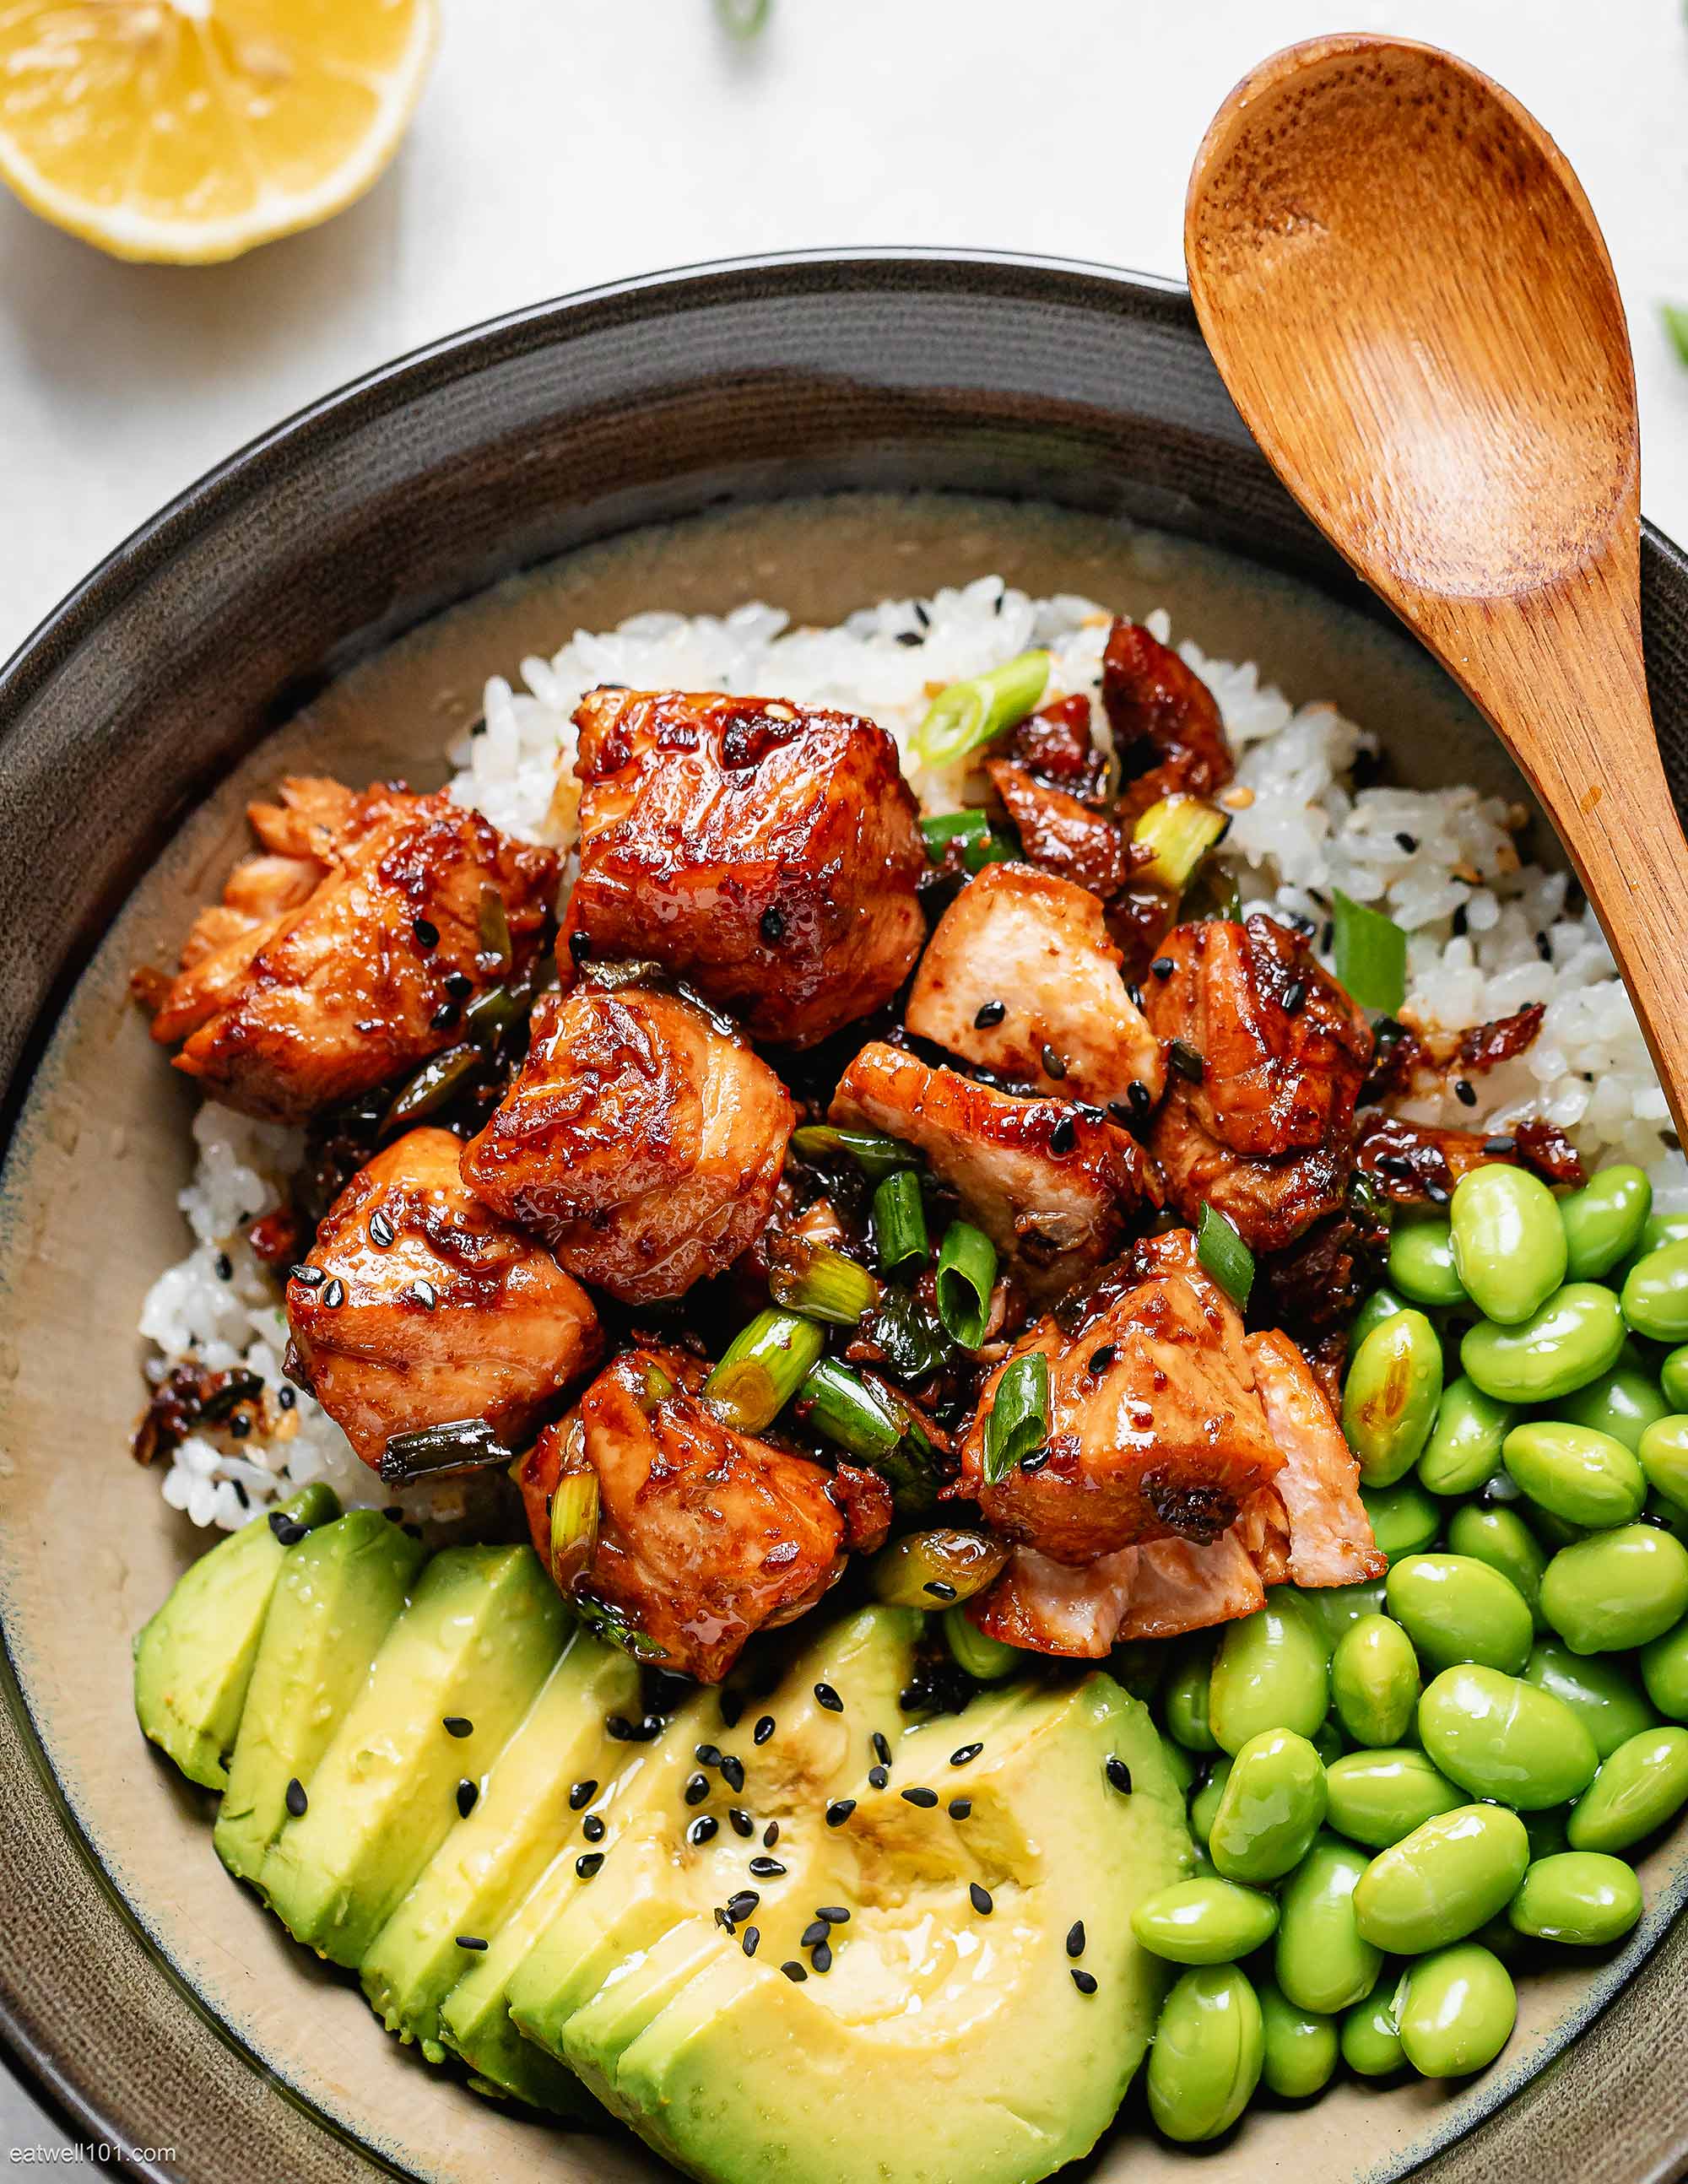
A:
[0,0,440,263]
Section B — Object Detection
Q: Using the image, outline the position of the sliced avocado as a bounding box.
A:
[360,1622,640,2062]
[259,1543,566,1966]
[561,1918,723,2123]
[133,1484,340,1790]
[506,1603,922,2069]
[214,1511,426,1883]
[610,1673,1192,2184]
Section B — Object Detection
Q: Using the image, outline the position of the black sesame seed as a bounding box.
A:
[1483,1134,1518,1155]
[1282,978,1307,1016]
[1049,1115,1077,1156]
[915,601,931,626]
[950,1743,983,1767]
[1150,956,1174,980]
[695,1743,722,1768]
[825,1800,855,1828]
[811,1940,833,1973]
[1127,982,1146,1010]
[269,1516,308,1547]
[868,1765,889,1790]
[760,906,787,944]
[974,1000,1007,1029]
[1066,1920,1086,1959]
[726,1890,760,1921]
[1127,1079,1152,1116]
[214,1251,233,1283]
[781,1960,808,1982]
[819,1905,850,1923]
[1109,1100,1134,1125]
[1105,1756,1133,1795]
[684,1772,711,1807]
[1535,930,1554,963]
[1394,831,1419,854]
[763,1821,779,1848]
[582,1814,606,1843]
[443,970,473,1002]
[713,1906,735,1933]
[576,1852,604,1879]
[949,1798,972,1819]
[412,1279,437,1310]
[1377,1153,1415,1178]
[742,1925,760,1957]
[450,1936,489,1956]
[814,1683,843,1713]
[802,1919,829,1949]
[969,1883,993,1916]
[923,1580,958,1601]
[1071,1968,1098,1996]
[369,1210,396,1247]
[442,1717,473,1739]
[895,630,923,648]
[289,1263,326,1288]
[872,1732,892,1765]
[1089,1344,1117,1376]
[1019,1446,1051,1473]
[284,1777,307,1818]
[728,1808,754,1838]
[721,1755,745,1793]
[1454,1078,1477,1107]
[1168,1039,1205,1083]
[456,1778,479,1819]
[277,1386,296,1410]
[412,916,440,948]
[1425,1181,1451,1206]
[749,1856,786,1878]
[688,1815,719,1846]
[1453,902,1469,937]
[569,1778,598,1810]
[754,1715,776,1745]
[1041,1043,1068,1081]
[567,929,593,964]
[321,1278,346,1309]
[229,1413,252,1440]
[232,1479,250,1507]
[901,1787,939,1808]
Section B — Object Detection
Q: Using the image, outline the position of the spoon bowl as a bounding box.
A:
[1187,35,1688,1132]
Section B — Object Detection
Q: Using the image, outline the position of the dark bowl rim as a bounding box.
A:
[2,241,1685,2179]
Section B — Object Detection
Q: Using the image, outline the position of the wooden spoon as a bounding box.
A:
[1185,33,1688,1133]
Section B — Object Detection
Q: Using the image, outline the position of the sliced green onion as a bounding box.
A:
[379,1417,510,1486]
[919,809,1018,874]
[463,981,518,1046]
[577,1597,667,1661]
[1666,304,1688,369]
[1331,888,1408,1014]
[548,1468,599,1587]
[715,0,770,36]
[863,1290,950,1382]
[868,1527,1010,1608]
[935,1220,997,1349]
[913,650,1052,767]
[871,1169,929,1277]
[1131,793,1231,895]
[964,829,1018,873]
[981,1352,1052,1485]
[703,1310,826,1433]
[636,1360,675,1414]
[381,1042,483,1135]
[767,1236,881,1326]
[796,1360,904,1462]
[1182,861,1243,925]
[1196,1201,1255,1310]
[943,1604,1020,1680]
[477,883,512,974]
[789,1124,919,1184]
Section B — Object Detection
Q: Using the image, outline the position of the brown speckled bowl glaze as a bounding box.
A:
[3,253,1688,2184]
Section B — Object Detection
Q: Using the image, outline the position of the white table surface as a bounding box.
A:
[1,0,1685,2161]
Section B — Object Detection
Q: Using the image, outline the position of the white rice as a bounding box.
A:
[141,578,1686,1527]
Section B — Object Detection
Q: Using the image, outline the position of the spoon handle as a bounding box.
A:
[1416,547,1688,1140]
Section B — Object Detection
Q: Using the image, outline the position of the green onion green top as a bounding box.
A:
[912,651,1052,767]
[1196,1202,1255,1310]
[982,1352,1052,1485]
[872,1168,930,1277]
[935,1220,998,1349]
[789,1124,918,1184]
[1331,889,1408,1015]
[1666,304,1688,370]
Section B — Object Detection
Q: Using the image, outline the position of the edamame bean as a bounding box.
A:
[1507,1851,1643,1944]
[1566,1726,1688,1852]
[1161,1738,1197,1797]
[1257,1978,1339,2100]
[1349,1284,1409,1356]
[1344,1311,1444,1485]
[1446,1506,1548,1628]
[1560,1165,1652,1282]
[1502,1420,1646,1529]
[1188,1757,1231,1848]
[1462,1284,1626,1404]
[1146,1965,1264,2143]
[1132,1877,1279,1964]
[1164,1643,1220,1752]
[1398,1944,1517,2076]
[1209,1591,1330,1754]
[1521,1500,1588,1552]
[1324,1749,1464,1848]
[1389,1215,1467,1308]
[1560,1353,1670,1454]
[1312,1717,1344,1767]
[1661,1346,1688,1412]
[1353,1804,1530,1952]
[1332,1615,1421,1747]
[1417,1664,1599,1808]
[1360,1480,1441,1566]
[1450,1165,1566,1325]
[1308,1580,1388,1644]
[1640,1212,1688,1257]
[1385,1554,1533,1674]
[1539,1525,1688,1654]
[1418,1377,1516,1496]
[1340,1970,1408,2077]
[1623,1243,1688,1344]
[1640,1415,1688,1512]
[1274,1833,1382,2014]
[1523,1639,1660,1760]
[1640,1618,1688,1720]
[1208,1728,1328,1884]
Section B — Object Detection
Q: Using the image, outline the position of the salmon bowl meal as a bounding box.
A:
[6,257,1688,2183]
